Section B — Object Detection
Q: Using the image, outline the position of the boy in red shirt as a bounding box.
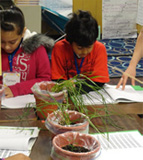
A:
[51,10,109,92]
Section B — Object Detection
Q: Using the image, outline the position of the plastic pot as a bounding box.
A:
[45,110,89,136]
[51,131,101,160]
[34,95,58,119]
[31,81,65,119]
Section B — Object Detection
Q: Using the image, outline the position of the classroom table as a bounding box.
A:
[0,112,142,160]
[84,101,143,116]
[0,108,37,122]
[0,77,143,120]
[28,114,143,160]
[0,77,142,159]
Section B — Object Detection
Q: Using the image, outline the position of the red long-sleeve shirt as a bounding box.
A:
[1,46,51,97]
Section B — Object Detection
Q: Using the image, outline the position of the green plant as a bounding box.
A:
[32,74,120,134]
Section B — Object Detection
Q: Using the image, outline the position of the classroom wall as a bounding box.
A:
[73,0,142,34]
[18,5,41,33]
[73,0,102,32]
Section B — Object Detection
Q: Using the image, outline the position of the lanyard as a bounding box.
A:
[74,52,84,75]
[8,38,23,72]
[8,53,15,72]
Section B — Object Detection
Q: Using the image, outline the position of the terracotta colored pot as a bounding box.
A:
[34,95,58,119]
[51,132,101,160]
[45,110,89,136]
[32,81,65,119]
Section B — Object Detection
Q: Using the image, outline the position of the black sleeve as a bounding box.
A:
[76,80,105,93]
[52,79,64,83]
[52,79,105,93]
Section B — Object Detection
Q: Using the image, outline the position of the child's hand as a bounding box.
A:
[5,153,31,160]
[5,87,14,98]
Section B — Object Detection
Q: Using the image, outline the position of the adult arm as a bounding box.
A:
[116,27,143,90]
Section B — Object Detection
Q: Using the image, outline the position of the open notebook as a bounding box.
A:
[0,126,40,158]
[81,84,143,105]
[2,84,143,108]
[1,94,35,109]
[91,130,143,160]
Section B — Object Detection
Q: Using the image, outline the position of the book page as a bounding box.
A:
[1,94,35,109]
[0,126,40,151]
[105,84,143,103]
[81,89,115,105]
[92,130,143,160]
[81,84,143,105]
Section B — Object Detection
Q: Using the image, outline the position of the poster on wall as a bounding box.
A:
[136,0,143,26]
[102,0,138,39]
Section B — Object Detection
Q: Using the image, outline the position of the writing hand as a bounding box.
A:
[4,86,14,98]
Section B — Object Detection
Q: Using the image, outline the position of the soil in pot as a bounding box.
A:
[51,131,101,160]
[62,144,90,153]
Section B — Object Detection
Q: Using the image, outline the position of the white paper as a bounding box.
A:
[81,89,114,105]
[1,94,35,109]
[105,84,143,103]
[92,130,143,160]
[3,72,20,86]
[136,0,143,25]
[98,148,143,160]
[0,126,40,158]
[102,0,138,39]
[81,84,143,105]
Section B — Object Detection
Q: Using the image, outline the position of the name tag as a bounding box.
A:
[3,72,20,86]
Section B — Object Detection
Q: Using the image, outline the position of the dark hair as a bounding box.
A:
[0,0,15,10]
[65,10,98,47]
[0,6,25,35]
